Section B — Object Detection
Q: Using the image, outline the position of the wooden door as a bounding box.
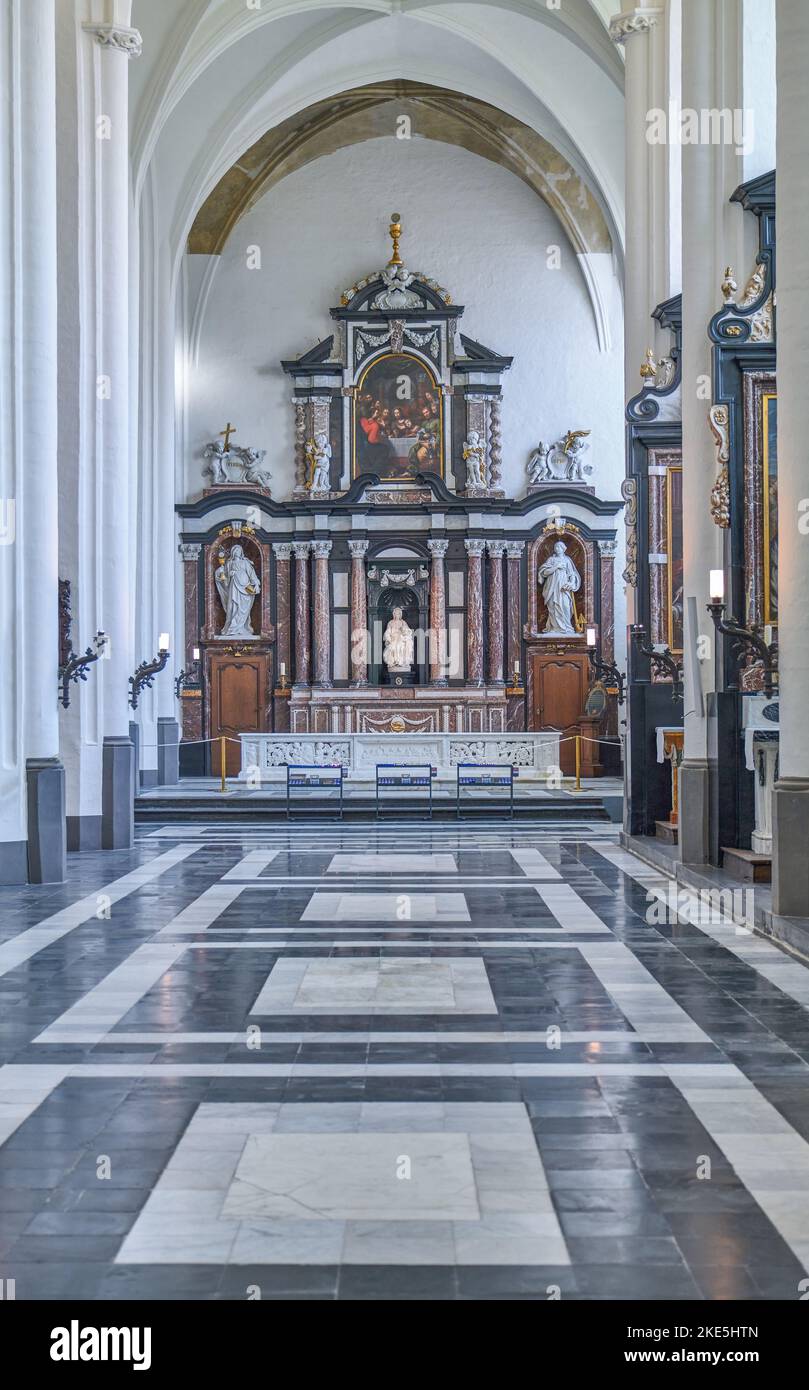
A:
[530,651,589,775]
[209,653,270,777]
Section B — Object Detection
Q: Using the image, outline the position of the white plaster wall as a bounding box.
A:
[188,137,625,508]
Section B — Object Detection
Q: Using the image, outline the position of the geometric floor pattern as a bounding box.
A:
[2,818,809,1299]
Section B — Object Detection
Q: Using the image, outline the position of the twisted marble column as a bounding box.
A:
[427,538,449,685]
[465,539,486,687]
[292,542,311,687]
[486,543,506,685]
[348,539,369,686]
[312,540,332,689]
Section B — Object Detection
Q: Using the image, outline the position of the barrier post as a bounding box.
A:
[220,736,227,794]
[575,735,581,792]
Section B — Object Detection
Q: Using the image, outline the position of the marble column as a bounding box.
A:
[348,540,369,686]
[427,539,449,686]
[273,544,293,683]
[465,539,486,687]
[486,542,506,685]
[0,0,65,882]
[312,540,332,689]
[505,542,525,682]
[293,543,311,688]
[772,0,809,918]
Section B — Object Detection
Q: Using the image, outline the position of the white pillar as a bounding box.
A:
[610,5,678,400]
[678,0,746,863]
[0,0,65,882]
[772,0,809,917]
[57,4,141,848]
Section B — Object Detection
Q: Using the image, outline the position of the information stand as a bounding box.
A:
[456,763,517,819]
[285,764,345,820]
[375,763,436,820]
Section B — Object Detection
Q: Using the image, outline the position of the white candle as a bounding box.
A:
[513,661,520,676]
[586,626,597,648]
[280,661,286,677]
[709,570,724,603]
[192,647,200,661]
[159,632,170,651]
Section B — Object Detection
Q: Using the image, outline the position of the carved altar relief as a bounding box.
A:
[647,450,683,665]
[743,371,777,641]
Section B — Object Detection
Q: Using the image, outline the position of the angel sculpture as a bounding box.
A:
[306,433,332,492]
[462,431,487,489]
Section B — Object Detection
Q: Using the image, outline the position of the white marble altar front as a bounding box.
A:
[239,731,561,783]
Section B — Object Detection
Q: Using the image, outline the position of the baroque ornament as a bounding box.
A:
[608,9,663,45]
[83,23,143,57]
[708,404,731,528]
[621,477,638,586]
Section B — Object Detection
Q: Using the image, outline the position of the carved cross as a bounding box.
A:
[219,421,237,451]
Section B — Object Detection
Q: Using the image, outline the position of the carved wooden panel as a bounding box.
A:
[528,649,590,774]
[209,653,270,776]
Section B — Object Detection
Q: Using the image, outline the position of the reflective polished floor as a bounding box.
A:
[2,819,809,1300]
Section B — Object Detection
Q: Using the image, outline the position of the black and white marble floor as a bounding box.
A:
[2,819,809,1300]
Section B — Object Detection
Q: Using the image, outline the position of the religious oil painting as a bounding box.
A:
[763,392,777,626]
[353,353,443,480]
[666,464,683,654]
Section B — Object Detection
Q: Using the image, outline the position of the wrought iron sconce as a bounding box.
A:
[58,578,108,709]
[586,628,625,706]
[706,604,778,699]
[129,635,170,710]
[175,647,201,699]
[630,625,683,702]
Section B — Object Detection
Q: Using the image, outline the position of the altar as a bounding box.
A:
[175,215,624,781]
[239,730,561,784]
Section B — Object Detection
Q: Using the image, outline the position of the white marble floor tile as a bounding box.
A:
[509,848,562,880]
[250,956,497,1015]
[300,892,470,923]
[327,853,457,875]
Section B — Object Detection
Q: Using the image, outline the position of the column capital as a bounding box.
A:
[486,541,507,558]
[504,541,525,560]
[427,538,449,558]
[598,538,619,557]
[311,540,332,559]
[292,541,312,559]
[464,538,486,557]
[348,539,370,558]
[178,543,201,562]
[608,8,662,46]
[82,23,143,58]
[272,543,293,560]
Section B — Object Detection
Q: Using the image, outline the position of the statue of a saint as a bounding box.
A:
[463,431,486,489]
[383,606,414,671]
[306,434,332,492]
[214,543,260,638]
[537,540,581,636]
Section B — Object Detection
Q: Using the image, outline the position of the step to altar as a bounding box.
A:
[654,819,678,845]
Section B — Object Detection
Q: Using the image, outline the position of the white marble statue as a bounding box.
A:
[537,540,581,636]
[239,446,272,488]
[527,431,593,484]
[215,543,261,638]
[306,433,332,492]
[203,439,228,484]
[203,440,271,488]
[462,431,487,489]
[383,606,415,671]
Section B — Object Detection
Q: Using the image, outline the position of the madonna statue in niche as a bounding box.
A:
[214,544,261,638]
[383,607,415,672]
[354,354,442,480]
[537,541,581,636]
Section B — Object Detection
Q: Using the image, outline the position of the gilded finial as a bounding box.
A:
[639,348,657,381]
[388,212,403,267]
[721,266,738,303]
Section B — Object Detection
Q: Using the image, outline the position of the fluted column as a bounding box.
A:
[465,539,485,687]
[427,539,449,686]
[486,542,506,685]
[348,539,369,686]
[772,0,809,916]
[272,544,293,683]
[312,540,332,689]
[293,542,311,688]
[0,0,64,882]
[505,542,525,682]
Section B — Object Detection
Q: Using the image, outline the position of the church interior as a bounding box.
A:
[2,0,809,1325]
